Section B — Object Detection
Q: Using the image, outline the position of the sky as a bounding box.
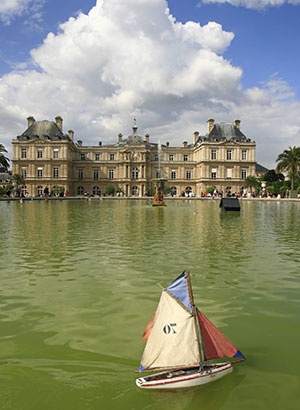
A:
[0,0,300,168]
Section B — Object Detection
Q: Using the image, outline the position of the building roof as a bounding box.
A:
[256,163,269,174]
[17,120,70,141]
[208,123,249,142]
[196,122,251,144]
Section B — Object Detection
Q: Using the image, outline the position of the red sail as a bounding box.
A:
[197,308,240,361]
[142,311,156,340]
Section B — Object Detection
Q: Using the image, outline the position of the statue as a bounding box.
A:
[153,180,166,206]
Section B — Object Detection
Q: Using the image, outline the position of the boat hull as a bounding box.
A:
[136,363,233,390]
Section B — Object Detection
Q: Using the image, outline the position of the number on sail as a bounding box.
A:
[163,323,177,334]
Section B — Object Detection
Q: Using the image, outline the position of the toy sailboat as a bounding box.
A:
[136,271,245,389]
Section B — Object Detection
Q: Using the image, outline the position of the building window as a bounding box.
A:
[131,167,139,179]
[95,153,100,161]
[226,168,232,179]
[21,148,27,159]
[53,167,59,178]
[183,154,188,162]
[21,186,27,196]
[169,154,174,161]
[37,149,43,159]
[170,186,177,196]
[132,186,138,196]
[21,167,27,178]
[53,149,59,159]
[93,169,99,180]
[227,150,232,160]
[155,169,161,179]
[154,154,158,161]
[242,150,247,160]
[211,149,216,160]
[37,186,43,196]
[211,168,217,179]
[78,168,83,179]
[37,167,43,179]
[242,169,247,180]
[77,186,84,195]
[171,170,176,179]
[186,170,192,180]
[93,186,100,195]
[80,153,85,160]
[109,169,114,179]
[110,153,115,161]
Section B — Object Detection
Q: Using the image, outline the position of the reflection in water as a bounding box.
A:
[0,199,299,410]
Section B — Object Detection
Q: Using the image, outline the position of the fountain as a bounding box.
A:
[153,140,167,206]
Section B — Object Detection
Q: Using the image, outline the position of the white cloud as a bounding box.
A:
[199,0,300,10]
[0,0,44,25]
[0,0,299,168]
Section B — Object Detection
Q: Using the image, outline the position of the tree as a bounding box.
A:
[264,169,284,182]
[53,186,64,196]
[244,175,258,194]
[276,146,300,191]
[11,174,25,196]
[0,143,10,171]
[12,174,25,186]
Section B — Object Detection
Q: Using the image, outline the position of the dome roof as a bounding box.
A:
[126,125,145,145]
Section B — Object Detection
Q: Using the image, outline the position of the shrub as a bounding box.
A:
[0,186,7,196]
[206,186,216,195]
[163,185,171,195]
[105,185,115,196]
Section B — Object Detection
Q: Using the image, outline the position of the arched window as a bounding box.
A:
[185,186,192,194]
[131,186,139,196]
[93,186,101,196]
[77,186,84,195]
[170,186,177,196]
[131,167,139,179]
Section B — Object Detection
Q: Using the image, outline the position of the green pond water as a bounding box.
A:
[0,199,299,410]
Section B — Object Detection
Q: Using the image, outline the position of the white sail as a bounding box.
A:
[140,290,200,370]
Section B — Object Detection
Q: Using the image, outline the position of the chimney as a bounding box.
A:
[27,116,35,128]
[118,133,123,143]
[234,119,241,130]
[207,118,215,134]
[68,130,74,140]
[193,131,199,145]
[166,142,169,147]
[183,141,188,147]
[77,140,82,147]
[145,133,150,143]
[55,116,63,131]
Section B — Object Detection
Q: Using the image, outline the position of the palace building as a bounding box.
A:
[12,116,256,197]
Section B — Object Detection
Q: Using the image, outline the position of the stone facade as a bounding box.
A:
[12,116,256,197]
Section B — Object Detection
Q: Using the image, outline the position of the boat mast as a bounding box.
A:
[185,270,204,368]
